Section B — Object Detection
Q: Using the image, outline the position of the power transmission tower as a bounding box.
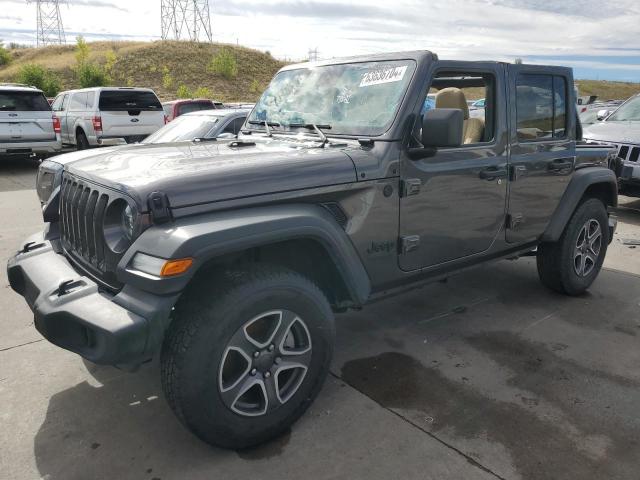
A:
[308,47,319,61]
[28,0,66,46]
[161,0,213,42]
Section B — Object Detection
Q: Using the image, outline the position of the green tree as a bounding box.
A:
[194,86,212,98]
[75,35,90,67]
[15,64,61,96]
[0,44,11,66]
[73,36,108,87]
[207,47,238,79]
[104,49,117,82]
[176,84,192,99]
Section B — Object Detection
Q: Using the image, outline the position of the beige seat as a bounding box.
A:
[435,87,484,144]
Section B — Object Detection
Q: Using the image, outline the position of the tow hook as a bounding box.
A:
[21,241,44,254]
[57,279,78,296]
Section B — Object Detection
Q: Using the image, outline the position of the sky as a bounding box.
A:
[2,0,640,81]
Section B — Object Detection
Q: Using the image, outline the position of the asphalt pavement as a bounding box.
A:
[1,159,639,480]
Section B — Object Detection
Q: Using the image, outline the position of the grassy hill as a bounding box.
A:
[0,41,286,102]
[1,41,639,102]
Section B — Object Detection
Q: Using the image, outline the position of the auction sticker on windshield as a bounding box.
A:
[359,65,408,87]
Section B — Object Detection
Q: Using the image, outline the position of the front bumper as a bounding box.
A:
[7,232,175,366]
[619,161,640,187]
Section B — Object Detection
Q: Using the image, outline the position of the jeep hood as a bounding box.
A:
[65,138,358,210]
[583,121,640,144]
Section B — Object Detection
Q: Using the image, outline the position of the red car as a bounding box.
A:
[162,98,224,122]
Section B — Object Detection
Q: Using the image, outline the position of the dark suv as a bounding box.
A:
[8,51,618,449]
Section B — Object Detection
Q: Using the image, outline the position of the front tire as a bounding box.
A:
[537,198,609,295]
[161,265,335,449]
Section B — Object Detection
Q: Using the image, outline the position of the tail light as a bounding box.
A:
[164,115,169,124]
[52,115,61,134]
[92,116,103,132]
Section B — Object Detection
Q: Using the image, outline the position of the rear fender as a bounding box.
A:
[541,167,617,242]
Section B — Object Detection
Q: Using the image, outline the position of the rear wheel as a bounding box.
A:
[76,130,89,150]
[537,198,609,295]
[161,265,335,449]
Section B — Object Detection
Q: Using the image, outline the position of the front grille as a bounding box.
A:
[59,175,122,290]
[616,144,640,163]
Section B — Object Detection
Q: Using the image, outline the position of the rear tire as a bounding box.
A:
[537,198,609,295]
[161,265,335,449]
[76,130,90,150]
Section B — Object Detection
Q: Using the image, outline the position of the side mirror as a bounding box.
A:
[596,109,610,121]
[421,108,463,148]
[217,132,236,139]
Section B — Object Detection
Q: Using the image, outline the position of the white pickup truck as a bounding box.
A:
[50,87,165,149]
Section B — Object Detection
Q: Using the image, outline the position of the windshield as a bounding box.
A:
[608,96,640,122]
[248,60,416,136]
[142,114,220,143]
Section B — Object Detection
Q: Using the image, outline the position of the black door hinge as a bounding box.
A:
[399,235,420,254]
[400,178,421,197]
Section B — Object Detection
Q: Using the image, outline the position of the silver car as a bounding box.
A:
[36,108,250,204]
[0,84,61,160]
[583,94,640,195]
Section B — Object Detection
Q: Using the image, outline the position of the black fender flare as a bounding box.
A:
[541,167,617,242]
[117,204,372,304]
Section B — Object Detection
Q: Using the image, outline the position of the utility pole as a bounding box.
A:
[161,0,212,42]
[28,0,66,46]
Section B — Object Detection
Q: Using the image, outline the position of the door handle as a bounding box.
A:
[548,158,574,171]
[479,167,508,181]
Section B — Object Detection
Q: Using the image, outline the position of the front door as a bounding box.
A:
[506,65,575,243]
[399,62,509,271]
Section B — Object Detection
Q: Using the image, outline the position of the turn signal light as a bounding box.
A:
[160,258,193,277]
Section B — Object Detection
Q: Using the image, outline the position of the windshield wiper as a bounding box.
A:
[247,120,281,137]
[289,123,332,147]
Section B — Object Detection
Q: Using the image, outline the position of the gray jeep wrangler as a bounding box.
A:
[8,51,618,448]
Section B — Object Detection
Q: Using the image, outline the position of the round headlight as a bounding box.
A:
[104,199,135,253]
[121,204,134,240]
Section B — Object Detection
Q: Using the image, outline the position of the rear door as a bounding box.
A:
[506,65,575,243]
[98,90,165,137]
[0,90,55,143]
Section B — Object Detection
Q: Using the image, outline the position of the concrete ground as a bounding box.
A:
[1,159,639,480]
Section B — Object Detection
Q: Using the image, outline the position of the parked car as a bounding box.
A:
[0,84,61,160]
[9,52,618,450]
[162,98,224,122]
[583,93,640,195]
[50,87,165,150]
[35,108,250,204]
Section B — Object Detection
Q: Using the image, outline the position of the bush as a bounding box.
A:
[208,47,237,79]
[0,45,11,66]
[176,84,192,99]
[194,86,212,98]
[77,62,107,88]
[104,49,117,82]
[15,64,61,96]
[250,79,262,94]
[162,66,173,89]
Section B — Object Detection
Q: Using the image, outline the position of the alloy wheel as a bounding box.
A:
[573,218,602,277]
[218,310,312,417]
